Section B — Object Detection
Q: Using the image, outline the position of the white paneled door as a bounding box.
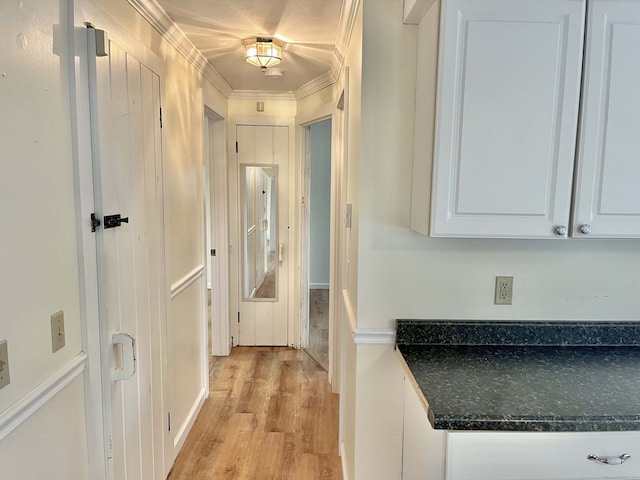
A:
[236,125,289,346]
[87,28,169,480]
[431,0,586,238]
[572,0,640,238]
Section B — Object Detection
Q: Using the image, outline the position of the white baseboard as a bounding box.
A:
[309,282,330,290]
[173,386,207,454]
[0,352,87,441]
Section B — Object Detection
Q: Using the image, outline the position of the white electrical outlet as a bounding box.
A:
[51,310,65,353]
[0,340,10,390]
[495,276,514,305]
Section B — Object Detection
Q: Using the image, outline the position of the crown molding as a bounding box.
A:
[230,90,297,101]
[127,0,233,98]
[294,71,337,100]
[333,0,360,79]
[127,0,360,102]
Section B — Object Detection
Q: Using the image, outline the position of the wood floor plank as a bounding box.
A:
[168,347,342,480]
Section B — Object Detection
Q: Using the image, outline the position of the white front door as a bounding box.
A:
[87,28,169,479]
[236,125,289,346]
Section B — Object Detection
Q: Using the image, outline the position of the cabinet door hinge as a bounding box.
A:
[168,412,171,432]
[237,312,240,323]
[235,141,239,154]
[160,107,163,128]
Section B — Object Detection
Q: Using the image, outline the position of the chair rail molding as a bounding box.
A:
[170,264,205,299]
[0,352,87,441]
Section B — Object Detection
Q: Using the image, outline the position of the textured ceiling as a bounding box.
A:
[156,0,343,92]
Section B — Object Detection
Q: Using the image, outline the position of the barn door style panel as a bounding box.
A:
[430,0,586,238]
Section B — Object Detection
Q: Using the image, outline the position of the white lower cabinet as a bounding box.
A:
[447,431,640,480]
[402,378,640,480]
[402,377,446,480]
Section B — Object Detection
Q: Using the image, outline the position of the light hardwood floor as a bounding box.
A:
[306,289,329,371]
[168,347,343,480]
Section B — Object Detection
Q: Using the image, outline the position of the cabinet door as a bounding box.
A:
[402,377,446,480]
[572,0,640,238]
[431,0,585,238]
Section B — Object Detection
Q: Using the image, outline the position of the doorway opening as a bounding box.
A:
[203,107,230,365]
[303,119,332,370]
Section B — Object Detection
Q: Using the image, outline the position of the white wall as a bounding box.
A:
[309,119,332,287]
[0,0,89,477]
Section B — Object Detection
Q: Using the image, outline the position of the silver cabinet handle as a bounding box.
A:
[587,453,630,465]
[555,226,568,236]
[579,224,592,235]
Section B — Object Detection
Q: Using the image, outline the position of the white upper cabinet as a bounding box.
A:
[572,0,640,238]
[430,0,586,238]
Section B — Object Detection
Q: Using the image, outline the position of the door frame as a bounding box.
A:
[204,107,231,357]
[228,116,297,347]
[72,12,172,479]
[297,105,341,390]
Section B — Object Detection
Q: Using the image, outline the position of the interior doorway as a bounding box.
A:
[203,108,230,360]
[303,119,332,370]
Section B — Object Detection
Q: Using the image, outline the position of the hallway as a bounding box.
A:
[168,347,342,479]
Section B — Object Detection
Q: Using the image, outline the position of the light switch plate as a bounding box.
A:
[51,310,65,353]
[0,340,10,390]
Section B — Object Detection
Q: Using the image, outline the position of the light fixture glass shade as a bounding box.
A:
[244,37,284,69]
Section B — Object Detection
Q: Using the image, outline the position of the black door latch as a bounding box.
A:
[104,214,129,229]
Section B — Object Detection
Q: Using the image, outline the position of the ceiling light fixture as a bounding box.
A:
[244,37,284,69]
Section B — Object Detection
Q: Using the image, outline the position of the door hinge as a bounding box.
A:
[159,107,163,128]
[237,312,240,323]
[91,213,101,232]
[168,412,171,432]
[211,248,216,257]
[235,141,238,153]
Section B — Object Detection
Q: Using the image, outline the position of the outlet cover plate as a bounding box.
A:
[0,340,10,390]
[51,310,65,353]
[495,276,514,305]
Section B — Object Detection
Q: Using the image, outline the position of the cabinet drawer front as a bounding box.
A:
[447,431,640,480]
[431,0,585,238]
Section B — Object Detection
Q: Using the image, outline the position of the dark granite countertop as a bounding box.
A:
[396,320,640,432]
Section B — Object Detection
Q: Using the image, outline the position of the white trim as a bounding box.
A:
[230,90,296,101]
[294,71,337,100]
[126,0,233,97]
[0,353,87,441]
[333,0,360,81]
[173,386,207,453]
[341,441,351,480]
[342,288,357,333]
[170,265,204,298]
[309,282,330,290]
[341,287,396,344]
[71,18,108,480]
[352,328,396,345]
